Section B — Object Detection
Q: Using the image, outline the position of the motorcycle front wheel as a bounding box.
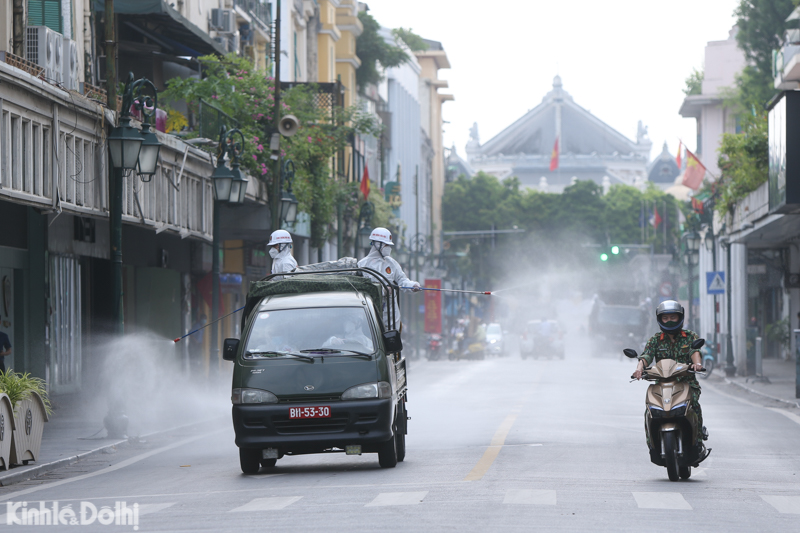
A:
[662,432,680,482]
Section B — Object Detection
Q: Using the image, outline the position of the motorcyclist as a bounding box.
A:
[633,300,708,449]
[269,229,297,278]
[357,227,421,327]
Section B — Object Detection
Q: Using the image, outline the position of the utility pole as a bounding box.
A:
[269,0,283,234]
[105,0,123,335]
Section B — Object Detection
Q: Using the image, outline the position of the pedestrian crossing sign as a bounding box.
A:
[706,271,725,294]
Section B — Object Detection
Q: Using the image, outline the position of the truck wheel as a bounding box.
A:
[396,431,406,462]
[239,448,260,475]
[260,458,277,468]
[378,436,398,468]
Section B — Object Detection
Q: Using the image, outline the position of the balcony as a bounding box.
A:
[233,0,273,34]
[773,10,800,89]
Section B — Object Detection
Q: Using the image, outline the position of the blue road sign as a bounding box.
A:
[706,271,725,295]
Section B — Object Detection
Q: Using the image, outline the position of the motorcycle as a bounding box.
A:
[623,339,711,481]
[427,334,443,361]
[696,344,715,379]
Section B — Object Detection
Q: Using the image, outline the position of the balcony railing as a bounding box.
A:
[233,0,272,33]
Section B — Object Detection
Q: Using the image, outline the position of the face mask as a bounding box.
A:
[381,244,392,257]
[269,247,280,259]
[663,320,680,328]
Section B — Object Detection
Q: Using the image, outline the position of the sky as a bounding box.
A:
[368,0,742,164]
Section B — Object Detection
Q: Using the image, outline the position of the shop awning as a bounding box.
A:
[94,0,226,57]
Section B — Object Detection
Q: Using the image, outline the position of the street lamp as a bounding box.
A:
[209,126,249,376]
[685,231,701,252]
[683,230,701,330]
[704,231,715,252]
[107,72,163,335]
[280,160,298,225]
[355,201,375,256]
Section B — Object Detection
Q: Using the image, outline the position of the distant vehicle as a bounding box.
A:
[520,319,564,359]
[590,303,647,353]
[485,323,504,356]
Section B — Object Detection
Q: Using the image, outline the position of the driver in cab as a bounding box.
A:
[633,300,709,449]
[323,316,374,352]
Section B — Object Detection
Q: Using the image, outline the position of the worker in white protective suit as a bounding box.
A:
[269,229,297,278]
[357,227,420,328]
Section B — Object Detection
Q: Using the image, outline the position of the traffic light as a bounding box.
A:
[611,245,620,255]
[600,253,609,262]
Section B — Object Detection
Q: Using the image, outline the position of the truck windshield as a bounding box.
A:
[245,307,376,358]
[598,307,643,326]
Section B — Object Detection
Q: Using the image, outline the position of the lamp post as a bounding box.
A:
[408,234,428,357]
[683,230,701,330]
[106,72,163,334]
[280,159,299,226]
[210,127,249,373]
[354,202,374,257]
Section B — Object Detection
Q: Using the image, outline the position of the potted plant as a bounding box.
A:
[0,392,13,470]
[0,370,51,466]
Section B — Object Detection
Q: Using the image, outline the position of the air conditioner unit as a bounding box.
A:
[51,31,64,85]
[210,9,236,33]
[26,26,61,82]
[62,38,79,91]
[212,36,229,53]
[228,32,241,55]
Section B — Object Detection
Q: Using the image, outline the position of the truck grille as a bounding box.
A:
[271,414,349,434]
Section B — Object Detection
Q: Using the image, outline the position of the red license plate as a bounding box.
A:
[289,406,331,419]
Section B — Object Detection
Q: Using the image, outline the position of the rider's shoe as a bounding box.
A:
[702,426,709,441]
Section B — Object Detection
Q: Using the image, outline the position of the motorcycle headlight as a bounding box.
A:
[490,339,498,344]
[232,388,278,405]
[342,382,391,400]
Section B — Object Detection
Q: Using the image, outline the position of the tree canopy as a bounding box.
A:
[355,11,409,89]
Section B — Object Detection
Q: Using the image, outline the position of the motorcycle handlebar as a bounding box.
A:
[630,366,706,380]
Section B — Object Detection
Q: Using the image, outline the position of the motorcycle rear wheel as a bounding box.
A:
[662,432,680,482]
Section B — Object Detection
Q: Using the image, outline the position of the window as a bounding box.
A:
[28,0,63,33]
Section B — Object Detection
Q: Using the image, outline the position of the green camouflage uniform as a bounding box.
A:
[640,328,703,446]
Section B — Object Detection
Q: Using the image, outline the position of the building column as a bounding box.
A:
[698,244,715,339]
[730,242,748,375]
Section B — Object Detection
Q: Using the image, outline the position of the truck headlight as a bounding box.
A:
[342,382,391,400]
[232,388,279,405]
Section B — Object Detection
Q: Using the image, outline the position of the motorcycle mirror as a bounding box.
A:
[691,339,705,350]
[623,348,639,359]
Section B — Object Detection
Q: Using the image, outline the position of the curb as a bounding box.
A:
[0,416,225,487]
[723,378,800,409]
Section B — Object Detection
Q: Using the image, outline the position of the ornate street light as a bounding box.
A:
[108,115,142,171]
[108,73,162,177]
[358,225,373,250]
[212,127,248,205]
[685,231,701,252]
[704,231,715,252]
[280,160,298,224]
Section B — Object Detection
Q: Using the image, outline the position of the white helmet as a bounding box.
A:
[268,229,293,246]
[369,227,394,246]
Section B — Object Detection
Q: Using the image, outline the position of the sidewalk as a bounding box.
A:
[0,383,230,487]
[717,357,800,408]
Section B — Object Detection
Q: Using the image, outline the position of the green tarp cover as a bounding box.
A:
[243,275,384,328]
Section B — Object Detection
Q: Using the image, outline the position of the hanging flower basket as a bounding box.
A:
[0,393,13,470]
[10,391,49,465]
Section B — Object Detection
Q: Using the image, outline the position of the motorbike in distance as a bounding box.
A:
[427,334,443,361]
[624,338,711,481]
[696,344,715,379]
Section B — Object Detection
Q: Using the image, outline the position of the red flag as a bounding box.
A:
[676,141,682,169]
[682,149,706,190]
[360,165,370,200]
[549,137,559,171]
[691,197,704,214]
[650,208,662,229]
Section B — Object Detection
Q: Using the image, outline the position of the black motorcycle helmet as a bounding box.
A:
[656,300,684,335]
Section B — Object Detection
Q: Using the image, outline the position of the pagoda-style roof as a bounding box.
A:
[476,76,649,160]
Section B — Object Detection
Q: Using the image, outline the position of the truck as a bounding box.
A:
[222,268,408,474]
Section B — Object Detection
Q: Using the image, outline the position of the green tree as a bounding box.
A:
[735,0,796,80]
[683,68,704,96]
[162,54,379,248]
[392,28,428,52]
[356,11,409,90]
[716,113,769,214]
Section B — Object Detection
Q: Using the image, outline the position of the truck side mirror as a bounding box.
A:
[691,339,705,350]
[223,338,240,361]
[383,330,403,353]
[623,348,639,359]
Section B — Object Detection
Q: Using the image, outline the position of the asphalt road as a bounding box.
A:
[2,313,800,531]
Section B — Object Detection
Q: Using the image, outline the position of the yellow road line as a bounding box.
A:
[463,413,518,481]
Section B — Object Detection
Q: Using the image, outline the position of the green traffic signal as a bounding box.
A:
[611,245,620,255]
[600,253,609,262]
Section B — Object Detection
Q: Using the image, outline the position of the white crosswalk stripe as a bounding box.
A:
[229,496,303,512]
[503,489,557,505]
[632,492,692,510]
[365,492,428,507]
[761,495,800,514]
